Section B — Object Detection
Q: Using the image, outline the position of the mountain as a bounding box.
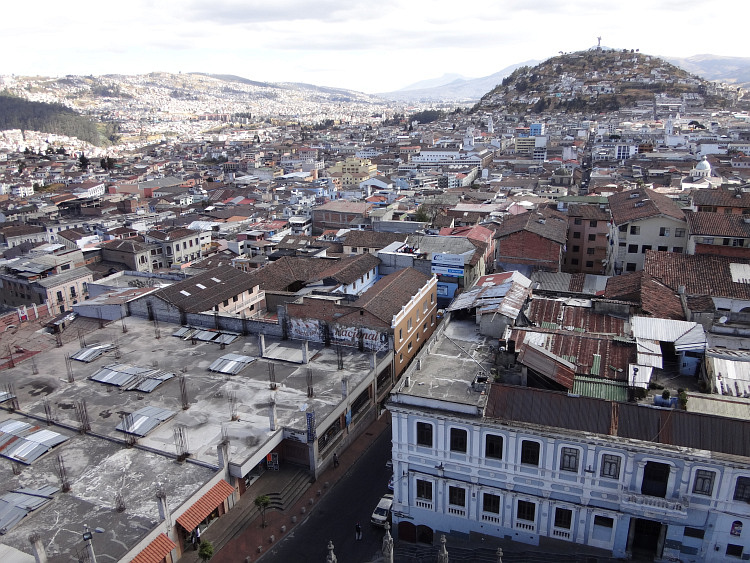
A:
[377,61,539,102]
[473,49,736,114]
[0,92,118,146]
[397,74,469,92]
[664,54,750,89]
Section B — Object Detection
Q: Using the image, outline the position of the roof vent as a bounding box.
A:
[629,192,640,199]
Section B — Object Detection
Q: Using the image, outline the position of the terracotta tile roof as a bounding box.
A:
[354,267,431,324]
[340,230,408,249]
[176,479,234,531]
[692,185,750,209]
[684,210,750,237]
[608,188,685,225]
[644,249,750,300]
[567,203,610,221]
[312,253,382,286]
[155,265,259,313]
[604,271,643,302]
[130,533,176,563]
[640,276,685,320]
[493,209,568,245]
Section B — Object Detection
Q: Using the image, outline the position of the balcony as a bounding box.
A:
[415,499,433,510]
[552,528,572,540]
[481,513,500,524]
[448,506,466,517]
[515,520,535,532]
[621,491,689,517]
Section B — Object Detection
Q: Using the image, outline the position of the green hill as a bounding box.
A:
[475,49,734,113]
[0,92,119,146]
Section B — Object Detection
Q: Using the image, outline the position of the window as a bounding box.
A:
[516,500,536,522]
[630,225,640,235]
[628,244,638,253]
[683,527,705,539]
[693,470,715,496]
[626,263,637,272]
[485,434,503,459]
[554,508,572,529]
[641,245,652,253]
[589,220,598,228]
[572,245,580,252]
[399,329,403,342]
[416,422,433,447]
[703,237,714,244]
[407,342,413,352]
[520,440,540,466]
[600,454,621,479]
[483,493,501,514]
[658,246,668,251]
[416,479,432,501]
[619,224,627,233]
[450,428,468,453]
[574,218,582,225]
[573,231,581,239]
[659,227,670,236]
[571,258,579,265]
[407,318,412,332]
[56,291,63,302]
[560,447,579,472]
[587,248,595,255]
[723,238,731,246]
[223,299,229,307]
[733,477,750,501]
[727,544,743,558]
[588,234,596,241]
[672,247,683,253]
[448,486,466,507]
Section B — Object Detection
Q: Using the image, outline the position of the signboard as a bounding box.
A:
[436,282,458,298]
[289,318,322,341]
[431,266,464,277]
[331,325,388,351]
[431,253,464,268]
[306,411,316,443]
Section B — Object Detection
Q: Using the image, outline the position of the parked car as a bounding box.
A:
[371,493,393,527]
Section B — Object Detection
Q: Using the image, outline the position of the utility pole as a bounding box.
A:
[82,525,97,563]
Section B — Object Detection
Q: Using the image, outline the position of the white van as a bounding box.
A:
[371,493,393,527]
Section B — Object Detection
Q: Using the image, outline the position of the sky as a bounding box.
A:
[1,0,743,94]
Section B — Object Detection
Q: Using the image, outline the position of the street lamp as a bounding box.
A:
[82,524,104,563]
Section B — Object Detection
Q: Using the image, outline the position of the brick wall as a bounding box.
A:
[496,231,562,271]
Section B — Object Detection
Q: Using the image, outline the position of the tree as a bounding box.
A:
[78,153,90,170]
[198,540,214,561]
[254,495,271,528]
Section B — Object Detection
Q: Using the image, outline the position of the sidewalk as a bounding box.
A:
[181,412,392,563]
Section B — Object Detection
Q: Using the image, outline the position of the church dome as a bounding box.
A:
[695,156,711,171]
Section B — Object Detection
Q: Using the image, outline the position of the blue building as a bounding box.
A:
[388,317,750,561]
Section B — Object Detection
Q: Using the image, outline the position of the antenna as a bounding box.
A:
[597,36,602,49]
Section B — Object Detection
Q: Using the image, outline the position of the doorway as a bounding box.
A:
[641,461,670,498]
[629,518,664,560]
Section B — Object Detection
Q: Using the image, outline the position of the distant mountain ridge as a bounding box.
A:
[376,62,540,102]
[663,54,750,89]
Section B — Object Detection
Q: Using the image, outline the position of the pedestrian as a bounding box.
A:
[333,452,339,468]
[355,522,362,540]
[195,526,201,546]
[191,531,197,551]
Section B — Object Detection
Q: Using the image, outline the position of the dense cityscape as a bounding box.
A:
[1,46,750,563]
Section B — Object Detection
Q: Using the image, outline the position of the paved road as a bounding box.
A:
[261,427,393,562]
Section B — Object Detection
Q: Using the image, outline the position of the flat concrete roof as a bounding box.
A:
[0,315,387,560]
[390,318,494,411]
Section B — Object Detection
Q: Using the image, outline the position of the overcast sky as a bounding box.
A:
[2,0,741,94]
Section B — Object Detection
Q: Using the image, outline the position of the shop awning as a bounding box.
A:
[176,480,234,531]
[130,533,176,563]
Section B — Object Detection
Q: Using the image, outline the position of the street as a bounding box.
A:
[261,426,393,562]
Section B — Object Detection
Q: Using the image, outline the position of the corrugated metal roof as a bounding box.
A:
[71,343,113,362]
[636,338,663,368]
[209,354,256,375]
[0,421,69,465]
[0,391,15,404]
[215,333,239,345]
[193,330,219,341]
[0,487,58,534]
[89,364,175,393]
[486,384,750,459]
[630,365,653,388]
[631,316,706,351]
[116,407,176,437]
[573,376,629,402]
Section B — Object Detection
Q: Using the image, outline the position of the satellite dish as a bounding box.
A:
[719,316,728,324]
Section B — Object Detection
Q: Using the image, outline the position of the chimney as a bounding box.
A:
[301,340,309,364]
[29,533,47,563]
[269,398,277,431]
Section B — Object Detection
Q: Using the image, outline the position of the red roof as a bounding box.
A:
[176,480,234,531]
[130,533,176,563]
